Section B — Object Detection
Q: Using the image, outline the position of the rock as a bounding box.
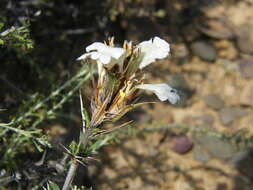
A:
[203,94,225,110]
[193,145,210,163]
[190,41,217,62]
[197,19,234,39]
[219,107,247,126]
[172,44,190,65]
[239,58,253,78]
[172,43,189,65]
[173,43,189,59]
[171,135,193,154]
[198,114,215,127]
[217,59,239,72]
[216,41,238,60]
[195,135,237,160]
[236,25,253,54]
[240,82,253,106]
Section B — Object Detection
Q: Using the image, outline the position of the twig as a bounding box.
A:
[62,90,91,190]
[62,159,78,190]
[61,128,92,190]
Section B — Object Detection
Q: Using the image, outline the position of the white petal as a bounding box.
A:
[153,37,170,54]
[86,42,106,52]
[108,47,126,59]
[86,42,125,59]
[76,53,90,60]
[135,83,180,104]
[98,53,111,64]
[138,37,170,69]
[90,52,100,60]
[84,42,126,67]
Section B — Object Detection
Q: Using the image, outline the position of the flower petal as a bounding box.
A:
[78,42,126,66]
[86,42,125,60]
[153,37,170,55]
[138,37,170,69]
[108,47,126,59]
[135,83,180,104]
[86,42,106,52]
[76,53,91,60]
[98,53,111,64]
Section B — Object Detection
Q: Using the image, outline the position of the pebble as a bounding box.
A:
[197,19,234,39]
[194,135,237,160]
[236,25,253,54]
[193,145,210,163]
[172,43,190,65]
[240,81,253,106]
[171,135,193,154]
[203,94,225,110]
[190,41,217,62]
[173,43,189,59]
[239,57,253,78]
[219,107,247,126]
[218,45,238,60]
[198,114,215,127]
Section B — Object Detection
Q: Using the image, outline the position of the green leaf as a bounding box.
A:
[43,181,60,190]
[0,39,4,45]
[86,135,114,154]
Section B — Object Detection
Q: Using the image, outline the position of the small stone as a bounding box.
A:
[195,135,237,160]
[171,135,193,154]
[219,107,247,126]
[240,82,253,106]
[173,43,189,59]
[218,59,239,72]
[172,43,190,65]
[190,41,217,62]
[217,43,238,60]
[197,19,234,39]
[193,145,210,163]
[198,114,215,127]
[203,94,225,110]
[236,25,253,54]
[239,58,253,78]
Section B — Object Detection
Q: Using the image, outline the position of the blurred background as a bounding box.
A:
[1,0,253,189]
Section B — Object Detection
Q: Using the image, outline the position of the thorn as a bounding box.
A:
[79,90,86,132]
[35,149,47,166]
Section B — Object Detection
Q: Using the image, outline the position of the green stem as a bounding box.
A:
[62,127,92,190]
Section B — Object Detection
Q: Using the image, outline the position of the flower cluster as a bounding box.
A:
[77,37,179,127]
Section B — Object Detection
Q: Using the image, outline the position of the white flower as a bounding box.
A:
[77,42,126,69]
[138,36,170,69]
[135,83,180,104]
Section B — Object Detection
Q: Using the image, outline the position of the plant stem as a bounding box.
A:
[62,90,93,190]
[62,159,78,190]
[62,128,92,190]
